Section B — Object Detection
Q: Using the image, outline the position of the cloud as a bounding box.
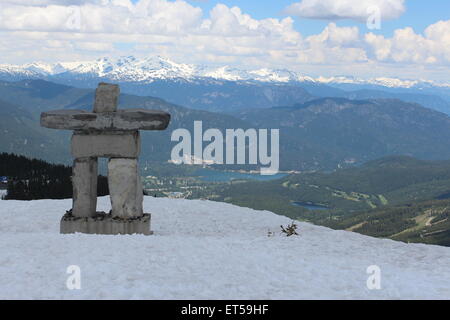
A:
[307,23,360,46]
[0,0,204,33]
[285,0,405,22]
[0,0,448,81]
[0,0,304,65]
[365,20,450,65]
[293,23,366,64]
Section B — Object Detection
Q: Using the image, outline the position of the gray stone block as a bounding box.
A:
[94,83,120,113]
[40,109,170,131]
[72,157,98,217]
[111,109,172,131]
[108,158,144,218]
[71,131,141,158]
[60,212,152,235]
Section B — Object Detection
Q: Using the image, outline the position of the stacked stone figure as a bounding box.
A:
[41,83,170,235]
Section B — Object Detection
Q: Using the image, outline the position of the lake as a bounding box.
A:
[194,168,288,182]
[292,201,329,211]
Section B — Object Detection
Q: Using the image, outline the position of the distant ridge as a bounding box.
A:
[1,55,449,89]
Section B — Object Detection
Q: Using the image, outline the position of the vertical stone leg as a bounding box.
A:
[72,157,98,217]
[108,158,143,218]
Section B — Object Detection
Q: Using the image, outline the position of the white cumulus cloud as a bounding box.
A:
[0,0,448,81]
[365,20,450,65]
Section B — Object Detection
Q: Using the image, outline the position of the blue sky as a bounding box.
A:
[182,0,450,37]
[0,0,449,81]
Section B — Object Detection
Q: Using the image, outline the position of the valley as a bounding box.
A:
[189,156,450,246]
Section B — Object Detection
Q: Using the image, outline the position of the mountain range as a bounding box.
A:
[1,56,450,114]
[1,56,449,89]
[0,79,252,166]
[235,97,450,170]
[2,79,450,171]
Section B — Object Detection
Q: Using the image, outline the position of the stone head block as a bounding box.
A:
[94,83,120,113]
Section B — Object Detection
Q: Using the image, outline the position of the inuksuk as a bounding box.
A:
[40,83,171,235]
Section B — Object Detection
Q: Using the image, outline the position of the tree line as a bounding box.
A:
[0,153,108,200]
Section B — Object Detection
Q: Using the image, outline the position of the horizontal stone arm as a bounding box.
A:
[41,109,170,131]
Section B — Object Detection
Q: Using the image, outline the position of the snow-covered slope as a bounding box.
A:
[1,56,449,89]
[65,56,197,81]
[0,64,41,79]
[0,196,449,299]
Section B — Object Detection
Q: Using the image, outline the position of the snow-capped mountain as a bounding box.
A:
[315,75,450,89]
[0,64,41,79]
[1,195,449,299]
[1,56,310,83]
[23,61,85,76]
[1,55,448,89]
[64,56,198,81]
